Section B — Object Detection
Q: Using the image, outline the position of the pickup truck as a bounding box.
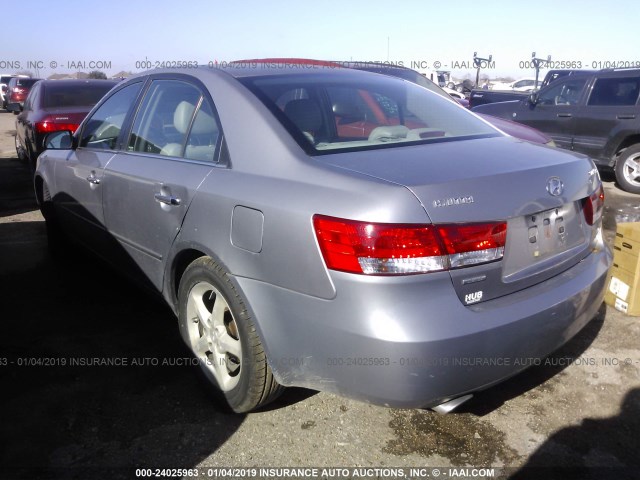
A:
[472,68,640,194]
[469,89,528,108]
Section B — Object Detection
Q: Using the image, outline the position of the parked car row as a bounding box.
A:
[33,60,610,413]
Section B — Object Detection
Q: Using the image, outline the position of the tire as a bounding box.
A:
[177,257,283,412]
[615,145,640,194]
[39,184,69,256]
[15,133,25,161]
[447,82,455,90]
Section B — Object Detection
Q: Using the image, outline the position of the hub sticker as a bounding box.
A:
[465,291,483,304]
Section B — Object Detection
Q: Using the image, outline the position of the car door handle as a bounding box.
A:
[556,113,572,118]
[154,193,181,206]
[86,173,100,185]
[617,114,636,120]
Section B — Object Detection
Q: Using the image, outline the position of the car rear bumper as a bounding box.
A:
[235,240,611,408]
[6,102,22,112]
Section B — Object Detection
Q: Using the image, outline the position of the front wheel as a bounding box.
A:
[615,145,640,194]
[177,257,283,412]
[15,133,26,161]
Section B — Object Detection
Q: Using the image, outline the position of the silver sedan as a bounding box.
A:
[35,63,611,413]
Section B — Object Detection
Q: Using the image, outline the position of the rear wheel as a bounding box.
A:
[177,257,283,412]
[615,145,640,194]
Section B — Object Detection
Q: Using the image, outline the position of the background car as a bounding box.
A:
[36,64,609,414]
[491,77,540,92]
[6,77,41,113]
[1,74,16,110]
[454,78,475,96]
[15,79,118,170]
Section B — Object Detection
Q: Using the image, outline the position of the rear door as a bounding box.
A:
[101,78,220,291]
[571,74,640,161]
[510,76,589,149]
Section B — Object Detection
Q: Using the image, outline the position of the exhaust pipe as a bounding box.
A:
[431,394,473,414]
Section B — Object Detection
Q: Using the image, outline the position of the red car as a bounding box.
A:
[6,77,41,113]
[15,79,118,170]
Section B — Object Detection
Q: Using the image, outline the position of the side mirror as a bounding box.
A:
[44,131,76,150]
[528,92,538,105]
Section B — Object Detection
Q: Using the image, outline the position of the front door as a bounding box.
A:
[53,82,143,252]
[511,76,589,150]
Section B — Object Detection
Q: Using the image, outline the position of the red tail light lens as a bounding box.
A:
[36,117,80,135]
[582,184,605,226]
[313,215,507,275]
[437,222,508,268]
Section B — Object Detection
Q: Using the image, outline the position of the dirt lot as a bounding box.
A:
[0,110,638,480]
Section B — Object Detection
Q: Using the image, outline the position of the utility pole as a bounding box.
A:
[473,52,493,87]
[531,52,551,89]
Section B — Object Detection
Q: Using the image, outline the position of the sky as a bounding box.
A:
[2,0,638,80]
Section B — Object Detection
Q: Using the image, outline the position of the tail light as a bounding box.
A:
[313,215,507,275]
[36,116,80,135]
[582,184,605,226]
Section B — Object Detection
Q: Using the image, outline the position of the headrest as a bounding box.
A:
[174,101,218,135]
[284,99,323,133]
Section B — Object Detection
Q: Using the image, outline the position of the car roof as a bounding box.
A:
[37,79,119,87]
[124,61,398,88]
[207,58,398,79]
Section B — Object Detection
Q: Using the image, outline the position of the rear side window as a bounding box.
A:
[80,82,142,149]
[128,79,220,162]
[16,78,40,88]
[588,77,640,106]
[23,83,40,111]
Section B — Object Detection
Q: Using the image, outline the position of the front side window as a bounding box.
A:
[242,73,497,154]
[537,78,587,106]
[588,77,640,106]
[80,82,142,149]
[128,80,219,162]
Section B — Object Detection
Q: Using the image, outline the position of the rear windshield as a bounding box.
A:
[15,78,40,88]
[1,75,14,85]
[43,82,116,108]
[240,73,498,154]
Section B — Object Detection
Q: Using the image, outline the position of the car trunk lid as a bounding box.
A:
[321,136,601,304]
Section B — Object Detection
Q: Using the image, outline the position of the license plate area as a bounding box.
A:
[526,207,569,259]
[502,202,588,282]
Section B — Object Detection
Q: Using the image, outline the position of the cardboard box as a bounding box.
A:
[605,222,640,316]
